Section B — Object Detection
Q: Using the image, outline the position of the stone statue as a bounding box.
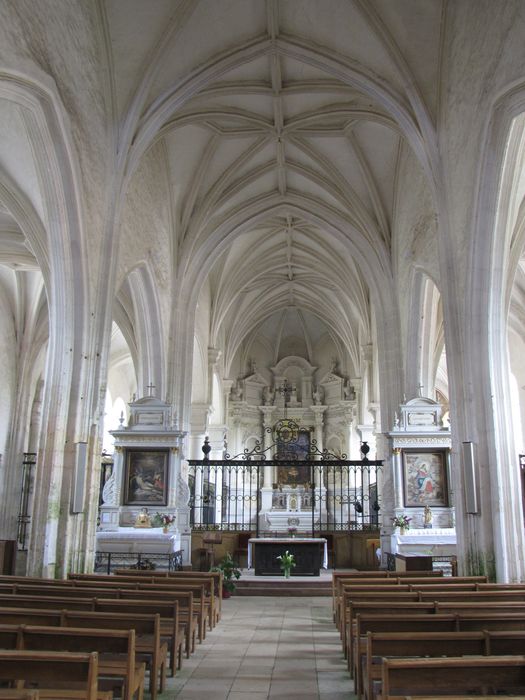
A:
[134,507,152,528]
[263,385,275,405]
[313,386,322,405]
[344,380,356,400]
[424,504,433,529]
[231,381,243,401]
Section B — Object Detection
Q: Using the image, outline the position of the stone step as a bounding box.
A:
[232,579,332,597]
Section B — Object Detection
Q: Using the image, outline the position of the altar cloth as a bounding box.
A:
[390,527,456,555]
[96,527,181,553]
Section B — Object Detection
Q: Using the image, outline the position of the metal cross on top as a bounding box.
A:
[277,379,292,404]
[146,383,156,397]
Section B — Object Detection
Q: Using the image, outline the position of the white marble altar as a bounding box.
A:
[96,526,182,554]
[99,395,191,567]
[389,528,456,556]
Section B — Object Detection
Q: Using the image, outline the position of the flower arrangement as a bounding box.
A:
[152,513,176,528]
[277,550,296,578]
[211,552,241,595]
[392,514,412,530]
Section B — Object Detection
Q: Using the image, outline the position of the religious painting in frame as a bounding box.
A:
[123,448,169,506]
[402,449,448,507]
[275,421,312,486]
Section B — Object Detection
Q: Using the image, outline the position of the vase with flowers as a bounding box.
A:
[277,550,296,579]
[392,514,412,535]
[153,513,176,533]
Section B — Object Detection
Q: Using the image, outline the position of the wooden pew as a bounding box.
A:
[0,608,166,696]
[352,613,460,677]
[0,593,94,611]
[379,655,525,700]
[339,585,525,637]
[109,570,223,625]
[67,574,211,627]
[345,599,525,669]
[0,582,198,665]
[352,611,525,683]
[0,609,164,699]
[361,629,525,700]
[67,579,207,643]
[0,650,109,700]
[419,589,525,603]
[94,598,186,672]
[18,625,145,700]
[333,574,486,625]
[60,611,167,700]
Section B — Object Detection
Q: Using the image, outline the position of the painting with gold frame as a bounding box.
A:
[123,448,169,505]
[403,449,448,507]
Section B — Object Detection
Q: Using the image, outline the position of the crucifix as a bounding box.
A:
[417,383,424,398]
[146,382,156,397]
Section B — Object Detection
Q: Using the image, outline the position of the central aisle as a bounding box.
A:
[165,595,355,699]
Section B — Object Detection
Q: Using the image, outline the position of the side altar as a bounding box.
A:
[383,395,455,572]
[97,395,191,568]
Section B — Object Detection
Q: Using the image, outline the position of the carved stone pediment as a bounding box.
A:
[120,395,173,432]
[393,396,448,433]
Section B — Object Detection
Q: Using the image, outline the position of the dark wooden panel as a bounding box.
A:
[253,540,323,576]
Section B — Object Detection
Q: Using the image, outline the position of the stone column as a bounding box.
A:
[311,405,327,523]
[259,406,277,527]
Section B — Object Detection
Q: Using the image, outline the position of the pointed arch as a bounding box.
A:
[117,262,166,397]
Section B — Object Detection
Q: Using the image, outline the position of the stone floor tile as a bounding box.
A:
[231,677,271,693]
[161,593,354,699]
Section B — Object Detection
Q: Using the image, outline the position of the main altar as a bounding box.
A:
[248,537,328,576]
[97,394,191,569]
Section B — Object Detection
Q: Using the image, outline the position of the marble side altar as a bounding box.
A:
[96,527,181,553]
[389,528,456,556]
[95,526,182,573]
[99,395,191,567]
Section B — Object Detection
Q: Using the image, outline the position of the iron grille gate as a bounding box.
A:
[188,429,382,537]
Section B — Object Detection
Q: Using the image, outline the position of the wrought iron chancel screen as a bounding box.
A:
[188,423,382,536]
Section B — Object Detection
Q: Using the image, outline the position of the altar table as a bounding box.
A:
[248,537,327,576]
[95,527,182,573]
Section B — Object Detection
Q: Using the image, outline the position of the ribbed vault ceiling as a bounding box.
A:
[106,0,442,372]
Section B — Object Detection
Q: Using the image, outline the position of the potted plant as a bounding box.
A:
[211,552,241,598]
[392,514,412,535]
[277,550,296,578]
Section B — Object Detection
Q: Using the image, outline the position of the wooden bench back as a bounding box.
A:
[0,650,100,700]
[381,655,525,698]
[0,594,94,611]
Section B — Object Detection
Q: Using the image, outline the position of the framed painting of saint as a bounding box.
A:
[402,449,448,507]
[123,448,169,505]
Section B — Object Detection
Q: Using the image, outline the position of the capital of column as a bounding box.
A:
[259,405,277,427]
[311,405,327,424]
[222,379,234,395]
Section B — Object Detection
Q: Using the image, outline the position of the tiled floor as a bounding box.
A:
[162,595,355,699]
